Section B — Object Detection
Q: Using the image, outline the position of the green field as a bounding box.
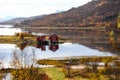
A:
[42,68,90,80]
[43,68,65,80]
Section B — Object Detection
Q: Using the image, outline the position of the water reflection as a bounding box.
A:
[23,27,118,54]
[0,43,114,68]
[0,25,13,28]
[0,44,15,68]
[0,28,21,35]
[36,34,59,52]
[0,25,116,68]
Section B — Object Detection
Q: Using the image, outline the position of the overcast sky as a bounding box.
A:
[0,0,91,18]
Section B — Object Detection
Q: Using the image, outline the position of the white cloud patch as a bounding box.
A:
[0,0,91,18]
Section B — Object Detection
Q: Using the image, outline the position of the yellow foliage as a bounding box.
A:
[117,14,120,29]
[11,67,49,80]
[109,37,115,43]
[117,17,120,28]
[109,31,114,37]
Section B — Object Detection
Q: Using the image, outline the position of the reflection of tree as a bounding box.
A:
[11,51,21,69]
[108,15,120,54]
[11,38,36,69]
[10,38,51,80]
[21,47,36,68]
[0,56,5,69]
[102,15,120,80]
[117,14,120,29]
[11,47,36,69]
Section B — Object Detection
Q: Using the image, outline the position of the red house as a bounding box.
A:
[49,33,58,43]
[49,34,59,52]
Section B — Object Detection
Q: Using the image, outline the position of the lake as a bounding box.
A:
[0,25,116,68]
[0,43,114,68]
[0,25,22,35]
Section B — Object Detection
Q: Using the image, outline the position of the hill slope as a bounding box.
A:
[19,0,120,27]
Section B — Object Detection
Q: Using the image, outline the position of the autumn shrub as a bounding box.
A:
[0,73,3,80]
[63,68,90,78]
[101,66,120,80]
[11,67,51,80]
[15,32,34,38]
[62,68,73,78]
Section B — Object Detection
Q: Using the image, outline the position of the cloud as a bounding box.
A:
[0,0,91,18]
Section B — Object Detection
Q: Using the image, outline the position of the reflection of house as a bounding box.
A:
[36,34,59,52]
[36,36,48,51]
[49,44,59,52]
[49,34,59,52]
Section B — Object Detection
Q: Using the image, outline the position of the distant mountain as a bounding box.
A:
[19,0,120,28]
[55,10,65,13]
[0,15,46,25]
[0,17,26,25]
[0,15,18,22]
[0,18,2,22]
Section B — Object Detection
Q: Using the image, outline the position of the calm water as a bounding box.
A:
[0,25,115,68]
[0,43,114,68]
[0,25,21,35]
[0,25,13,28]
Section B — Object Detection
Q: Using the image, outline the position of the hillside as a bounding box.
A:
[18,0,120,28]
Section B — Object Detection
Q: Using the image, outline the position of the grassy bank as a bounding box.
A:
[42,68,90,80]
[0,36,36,44]
[0,35,68,44]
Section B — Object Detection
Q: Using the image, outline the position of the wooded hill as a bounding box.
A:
[17,0,120,28]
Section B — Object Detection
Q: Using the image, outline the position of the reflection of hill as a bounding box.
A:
[16,0,120,55]
[23,27,109,43]
[22,27,120,55]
